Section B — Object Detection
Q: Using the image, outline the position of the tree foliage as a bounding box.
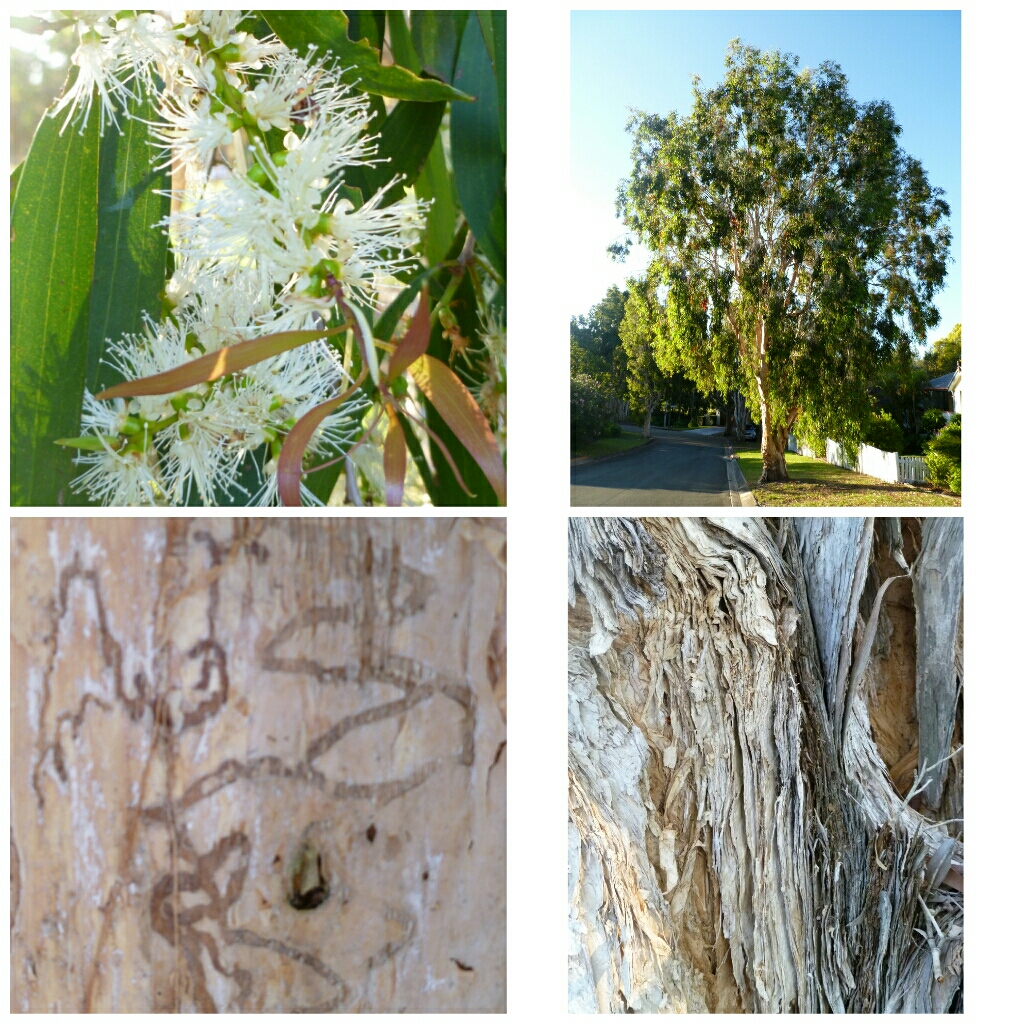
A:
[922,322,961,378]
[619,277,668,436]
[615,40,951,481]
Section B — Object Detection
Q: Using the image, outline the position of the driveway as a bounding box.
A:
[571,426,737,506]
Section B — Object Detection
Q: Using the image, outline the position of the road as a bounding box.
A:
[570,426,736,506]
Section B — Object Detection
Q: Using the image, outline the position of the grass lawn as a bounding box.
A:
[571,434,650,460]
[734,447,961,507]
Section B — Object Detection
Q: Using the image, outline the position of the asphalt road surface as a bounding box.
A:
[571,426,735,506]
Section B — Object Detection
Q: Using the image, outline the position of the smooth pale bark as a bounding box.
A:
[11,518,506,1013]
[568,517,962,1013]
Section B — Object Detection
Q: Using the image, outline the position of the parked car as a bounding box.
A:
[743,424,758,441]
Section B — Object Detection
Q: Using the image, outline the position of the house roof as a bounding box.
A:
[926,370,957,391]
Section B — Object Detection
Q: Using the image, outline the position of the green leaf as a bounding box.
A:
[87,87,170,393]
[11,93,100,506]
[386,10,420,72]
[476,10,506,154]
[450,13,506,276]
[374,264,440,342]
[344,10,385,50]
[411,11,469,84]
[11,161,23,209]
[416,135,457,267]
[262,11,473,102]
[337,182,364,210]
[55,435,119,451]
[344,99,445,205]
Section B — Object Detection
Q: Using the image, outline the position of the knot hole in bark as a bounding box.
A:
[288,840,330,911]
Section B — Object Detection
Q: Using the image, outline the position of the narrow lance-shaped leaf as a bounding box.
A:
[450,13,506,276]
[383,406,407,506]
[407,354,507,504]
[374,265,439,342]
[11,79,101,506]
[337,299,379,385]
[385,288,431,380]
[87,84,170,392]
[277,368,368,506]
[95,326,349,398]
[262,11,473,103]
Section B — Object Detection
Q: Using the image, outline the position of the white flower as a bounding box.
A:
[73,393,167,505]
[161,412,244,505]
[230,33,289,71]
[151,91,236,174]
[114,12,178,94]
[51,20,131,133]
[70,21,435,505]
[241,57,315,132]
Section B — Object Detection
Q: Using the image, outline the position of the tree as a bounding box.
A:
[614,41,951,482]
[619,277,668,437]
[571,285,632,402]
[571,285,631,366]
[12,517,507,1011]
[569,516,963,1013]
[922,323,961,379]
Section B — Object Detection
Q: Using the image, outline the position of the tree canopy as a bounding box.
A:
[922,322,961,378]
[619,277,667,436]
[614,40,951,481]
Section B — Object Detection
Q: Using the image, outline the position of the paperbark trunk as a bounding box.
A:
[11,517,507,1013]
[758,416,790,482]
[568,517,963,1013]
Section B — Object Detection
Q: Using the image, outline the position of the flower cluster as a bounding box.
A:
[58,11,426,505]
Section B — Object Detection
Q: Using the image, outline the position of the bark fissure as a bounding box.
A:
[568,517,963,1013]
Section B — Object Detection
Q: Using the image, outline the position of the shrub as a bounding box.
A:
[604,421,622,438]
[571,374,612,447]
[921,408,948,434]
[862,411,904,454]
[924,422,961,493]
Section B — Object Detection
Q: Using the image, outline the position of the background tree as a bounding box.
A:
[570,516,963,1013]
[619,277,669,437]
[570,285,631,400]
[614,41,951,482]
[921,323,961,379]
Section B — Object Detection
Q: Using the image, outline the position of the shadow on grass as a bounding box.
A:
[734,446,960,507]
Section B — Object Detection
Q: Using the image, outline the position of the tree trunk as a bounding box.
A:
[11,517,507,1013]
[643,403,654,438]
[568,517,963,1014]
[759,415,790,482]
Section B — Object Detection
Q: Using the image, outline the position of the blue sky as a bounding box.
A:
[569,10,961,346]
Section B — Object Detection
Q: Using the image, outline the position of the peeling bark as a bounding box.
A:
[568,517,963,1013]
[11,518,506,1013]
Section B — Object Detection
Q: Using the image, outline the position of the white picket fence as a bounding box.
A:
[789,435,928,485]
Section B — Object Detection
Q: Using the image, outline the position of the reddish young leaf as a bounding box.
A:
[96,325,349,399]
[277,369,367,506]
[384,288,431,381]
[383,405,407,506]
[407,354,507,504]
